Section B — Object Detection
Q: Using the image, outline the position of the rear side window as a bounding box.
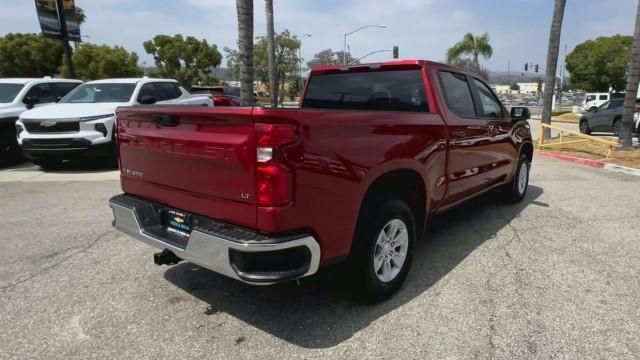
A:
[303,70,428,112]
[610,99,624,109]
[438,71,476,117]
[137,83,159,102]
[599,95,608,101]
[155,82,181,101]
[52,82,80,98]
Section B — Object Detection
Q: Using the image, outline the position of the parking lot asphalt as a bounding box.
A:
[1,157,639,360]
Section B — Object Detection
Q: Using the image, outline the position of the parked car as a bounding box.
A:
[190,85,241,106]
[110,60,533,302]
[579,98,640,136]
[16,77,213,168]
[582,92,624,112]
[0,77,82,166]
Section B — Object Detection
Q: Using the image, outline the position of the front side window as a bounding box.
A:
[63,83,136,103]
[586,95,596,102]
[438,71,476,117]
[24,83,57,104]
[303,69,428,112]
[597,101,611,111]
[472,78,503,118]
[0,83,24,103]
[609,99,624,109]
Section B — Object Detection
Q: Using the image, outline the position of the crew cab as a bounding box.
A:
[0,77,81,166]
[110,60,533,301]
[16,77,212,167]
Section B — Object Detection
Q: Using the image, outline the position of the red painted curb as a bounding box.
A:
[534,150,606,169]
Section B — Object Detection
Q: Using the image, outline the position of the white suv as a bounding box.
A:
[16,77,213,167]
[0,77,82,165]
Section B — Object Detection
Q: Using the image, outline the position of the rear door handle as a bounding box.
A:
[152,114,179,127]
[452,129,466,137]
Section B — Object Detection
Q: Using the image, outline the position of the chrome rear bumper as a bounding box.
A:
[109,194,321,285]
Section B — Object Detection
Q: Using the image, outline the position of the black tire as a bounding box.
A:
[612,118,622,137]
[347,199,415,303]
[579,120,591,135]
[502,154,530,203]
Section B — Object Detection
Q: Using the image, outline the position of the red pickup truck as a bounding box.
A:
[110,60,532,301]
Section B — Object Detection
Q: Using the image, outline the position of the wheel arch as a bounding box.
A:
[352,167,428,253]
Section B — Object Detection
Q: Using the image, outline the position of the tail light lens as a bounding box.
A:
[255,123,298,207]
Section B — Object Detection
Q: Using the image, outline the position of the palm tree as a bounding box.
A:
[621,0,640,149]
[265,0,278,107]
[541,0,567,140]
[75,6,86,25]
[236,0,254,106]
[446,32,493,68]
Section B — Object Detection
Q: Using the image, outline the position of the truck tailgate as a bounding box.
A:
[116,106,257,228]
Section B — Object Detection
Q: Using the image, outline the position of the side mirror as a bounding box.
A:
[139,95,157,105]
[23,96,40,109]
[510,106,531,122]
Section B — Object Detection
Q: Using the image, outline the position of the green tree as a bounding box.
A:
[225,30,300,100]
[288,78,301,100]
[143,34,222,88]
[0,33,64,77]
[60,44,141,80]
[510,83,520,91]
[446,32,493,68]
[306,49,356,68]
[566,35,634,92]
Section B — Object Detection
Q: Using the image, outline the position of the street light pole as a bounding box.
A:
[343,24,387,65]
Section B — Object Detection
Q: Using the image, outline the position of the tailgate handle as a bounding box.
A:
[151,114,179,127]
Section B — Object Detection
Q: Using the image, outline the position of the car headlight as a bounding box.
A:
[79,114,115,122]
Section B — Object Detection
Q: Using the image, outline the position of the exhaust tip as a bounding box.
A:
[154,249,182,266]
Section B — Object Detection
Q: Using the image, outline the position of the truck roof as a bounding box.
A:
[309,59,458,75]
[86,77,178,85]
[0,77,82,84]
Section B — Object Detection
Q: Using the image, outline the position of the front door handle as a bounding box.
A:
[452,129,466,137]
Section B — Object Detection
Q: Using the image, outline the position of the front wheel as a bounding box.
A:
[579,120,591,135]
[613,119,622,137]
[502,154,530,203]
[347,200,415,303]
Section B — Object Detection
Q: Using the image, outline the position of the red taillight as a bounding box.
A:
[255,123,298,207]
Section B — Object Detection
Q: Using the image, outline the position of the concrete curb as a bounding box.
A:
[603,163,640,177]
[535,150,640,176]
[534,150,605,169]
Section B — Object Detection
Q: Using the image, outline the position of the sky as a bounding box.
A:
[1,0,638,73]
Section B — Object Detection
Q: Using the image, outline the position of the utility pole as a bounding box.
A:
[56,0,73,78]
[507,60,511,85]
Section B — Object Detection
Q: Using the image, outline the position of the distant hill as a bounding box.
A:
[487,70,546,85]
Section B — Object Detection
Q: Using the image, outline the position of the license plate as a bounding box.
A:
[165,210,192,236]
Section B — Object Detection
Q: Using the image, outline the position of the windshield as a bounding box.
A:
[0,83,25,103]
[62,83,136,103]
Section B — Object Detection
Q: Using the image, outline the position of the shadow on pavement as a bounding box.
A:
[164,186,544,349]
[33,158,118,173]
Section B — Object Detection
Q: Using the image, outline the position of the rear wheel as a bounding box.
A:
[579,120,591,135]
[347,200,415,303]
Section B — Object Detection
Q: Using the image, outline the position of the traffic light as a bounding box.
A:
[393,46,399,59]
[537,79,543,93]
[535,64,539,73]
[524,63,528,71]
